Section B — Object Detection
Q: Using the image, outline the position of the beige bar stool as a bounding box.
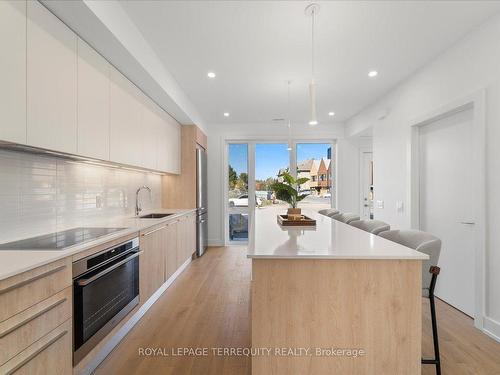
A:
[318,208,339,217]
[349,219,390,235]
[330,212,360,224]
[378,229,442,375]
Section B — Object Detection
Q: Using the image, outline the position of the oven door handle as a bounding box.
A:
[76,250,143,287]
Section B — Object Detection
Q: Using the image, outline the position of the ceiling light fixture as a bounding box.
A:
[328,111,335,117]
[286,80,292,151]
[368,70,378,78]
[305,3,320,126]
[223,112,230,117]
[207,72,216,78]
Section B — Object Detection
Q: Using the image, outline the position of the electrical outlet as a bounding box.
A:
[377,200,384,209]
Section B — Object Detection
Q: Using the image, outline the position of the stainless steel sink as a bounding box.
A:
[139,213,174,219]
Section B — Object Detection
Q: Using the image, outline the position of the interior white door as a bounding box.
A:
[360,151,373,220]
[419,107,475,317]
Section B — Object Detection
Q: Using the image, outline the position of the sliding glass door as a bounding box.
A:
[225,140,335,244]
[227,143,250,242]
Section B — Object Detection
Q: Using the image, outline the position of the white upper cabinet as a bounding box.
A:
[0,0,26,144]
[0,2,181,174]
[77,38,110,160]
[139,95,161,170]
[27,1,77,154]
[109,69,142,167]
[159,112,181,174]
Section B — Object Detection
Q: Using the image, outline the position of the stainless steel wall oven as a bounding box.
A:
[72,237,140,364]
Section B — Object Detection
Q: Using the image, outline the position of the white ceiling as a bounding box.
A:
[119,0,500,125]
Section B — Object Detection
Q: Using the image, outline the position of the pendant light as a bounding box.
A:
[286,80,292,151]
[305,3,319,126]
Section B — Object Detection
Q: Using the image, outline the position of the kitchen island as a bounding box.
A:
[247,208,428,375]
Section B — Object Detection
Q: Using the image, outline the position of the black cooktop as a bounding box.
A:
[0,227,126,250]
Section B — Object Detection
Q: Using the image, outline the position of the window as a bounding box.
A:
[296,143,335,210]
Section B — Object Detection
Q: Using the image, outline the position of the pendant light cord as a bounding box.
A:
[311,7,315,80]
[287,81,292,150]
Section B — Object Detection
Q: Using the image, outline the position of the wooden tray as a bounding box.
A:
[277,214,316,226]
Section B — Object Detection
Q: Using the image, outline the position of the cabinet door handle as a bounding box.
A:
[76,251,143,286]
[0,264,66,295]
[3,329,68,375]
[141,226,166,237]
[0,297,67,338]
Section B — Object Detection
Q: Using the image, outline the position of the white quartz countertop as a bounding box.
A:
[0,208,197,281]
[247,208,428,260]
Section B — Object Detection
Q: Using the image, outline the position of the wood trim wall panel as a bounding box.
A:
[27,0,77,154]
[0,319,72,375]
[0,0,26,144]
[0,258,71,321]
[251,259,422,375]
[162,125,206,209]
[0,287,72,365]
[195,128,207,150]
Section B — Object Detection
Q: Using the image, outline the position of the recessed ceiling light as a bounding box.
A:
[308,120,318,126]
[207,72,216,78]
[328,111,335,116]
[368,70,378,78]
[223,112,230,117]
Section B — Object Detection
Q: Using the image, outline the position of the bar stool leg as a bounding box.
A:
[422,266,441,375]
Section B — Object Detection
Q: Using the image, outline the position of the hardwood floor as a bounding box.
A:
[96,246,500,375]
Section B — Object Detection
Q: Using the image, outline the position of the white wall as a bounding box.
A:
[0,149,161,243]
[206,121,362,245]
[346,13,500,338]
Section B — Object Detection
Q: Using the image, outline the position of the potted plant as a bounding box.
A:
[270,170,309,219]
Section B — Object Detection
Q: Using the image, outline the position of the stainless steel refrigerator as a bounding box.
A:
[196,148,208,256]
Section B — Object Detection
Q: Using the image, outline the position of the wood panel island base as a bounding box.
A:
[248,209,428,375]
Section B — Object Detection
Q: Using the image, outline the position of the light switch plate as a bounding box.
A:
[396,200,404,213]
[377,200,384,209]
[96,195,103,209]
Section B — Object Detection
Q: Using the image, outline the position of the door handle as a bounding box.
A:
[459,222,475,225]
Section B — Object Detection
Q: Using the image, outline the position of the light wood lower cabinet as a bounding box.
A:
[165,220,178,280]
[140,213,196,303]
[0,319,72,375]
[187,214,196,258]
[139,225,167,303]
[0,258,71,322]
[0,287,72,365]
[176,216,187,268]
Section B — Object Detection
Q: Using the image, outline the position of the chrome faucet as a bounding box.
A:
[135,186,152,216]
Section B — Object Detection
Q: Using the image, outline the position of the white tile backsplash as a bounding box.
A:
[0,149,161,242]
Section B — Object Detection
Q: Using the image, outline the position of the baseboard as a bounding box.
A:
[79,257,193,375]
[483,316,500,343]
[208,239,224,246]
